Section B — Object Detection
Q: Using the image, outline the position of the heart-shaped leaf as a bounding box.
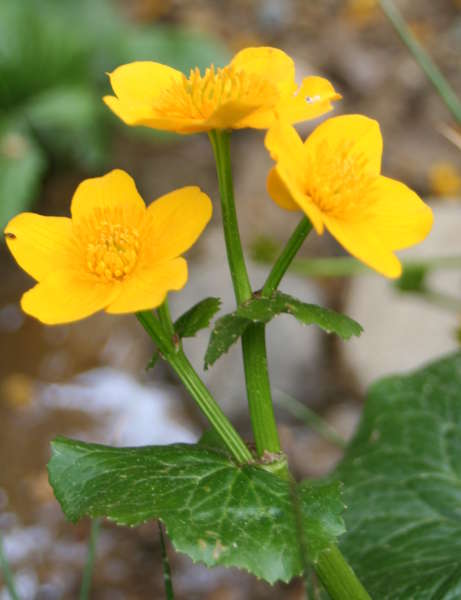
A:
[331,352,461,599]
[48,437,345,584]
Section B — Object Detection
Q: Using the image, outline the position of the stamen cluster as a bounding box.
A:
[85,221,140,281]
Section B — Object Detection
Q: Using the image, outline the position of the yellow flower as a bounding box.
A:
[4,170,212,324]
[265,115,433,278]
[103,47,341,133]
[428,161,461,197]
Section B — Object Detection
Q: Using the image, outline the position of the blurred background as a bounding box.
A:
[0,0,460,598]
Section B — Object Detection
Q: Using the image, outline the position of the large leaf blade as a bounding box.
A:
[48,437,344,584]
[331,352,461,599]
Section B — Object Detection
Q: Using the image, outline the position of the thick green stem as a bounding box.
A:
[262,216,313,296]
[209,130,281,456]
[316,545,372,600]
[379,0,461,124]
[137,310,252,464]
[241,323,280,455]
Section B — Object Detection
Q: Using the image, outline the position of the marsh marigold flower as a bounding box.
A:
[265,115,433,277]
[103,47,341,133]
[4,170,212,324]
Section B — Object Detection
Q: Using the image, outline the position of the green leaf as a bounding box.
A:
[394,264,428,292]
[48,437,345,584]
[205,291,362,368]
[120,25,230,74]
[331,352,461,599]
[174,297,221,339]
[25,86,108,170]
[146,351,161,371]
[0,121,46,228]
[204,314,250,369]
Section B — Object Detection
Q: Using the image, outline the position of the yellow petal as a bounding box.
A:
[105,62,183,125]
[208,99,275,131]
[143,186,212,261]
[305,114,383,175]
[4,213,75,281]
[230,47,296,96]
[323,215,402,278]
[104,95,204,133]
[265,121,307,188]
[21,270,118,324]
[277,76,341,124]
[277,167,325,233]
[267,168,300,211]
[71,169,146,228]
[366,176,433,250]
[106,258,187,314]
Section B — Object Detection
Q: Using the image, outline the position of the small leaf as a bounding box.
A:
[205,291,362,368]
[204,314,250,369]
[174,297,221,339]
[146,351,160,371]
[276,292,363,339]
[48,437,345,585]
[331,352,461,599]
[394,264,428,292]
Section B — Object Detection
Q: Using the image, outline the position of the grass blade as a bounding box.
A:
[158,522,175,600]
[379,0,461,124]
[79,519,101,600]
[0,533,19,600]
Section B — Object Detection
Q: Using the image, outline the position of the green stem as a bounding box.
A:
[209,130,281,456]
[379,0,461,124]
[0,534,19,600]
[419,288,461,313]
[79,519,101,600]
[273,389,346,449]
[208,130,252,304]
[241,323,280,455]
[262,216,313,296]
[316,545,372,600]
[158,522,175,600]
[258,254,461,279]
[157,299,175,337]
[137,311,252,464]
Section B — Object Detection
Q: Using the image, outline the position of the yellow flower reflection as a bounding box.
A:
[265,115,433,278]
[104,47,341,134]
[4,170,212,324]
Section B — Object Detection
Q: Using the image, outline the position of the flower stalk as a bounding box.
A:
[262,216,313,296]
[137,310,252,464]
[209,130,281,457]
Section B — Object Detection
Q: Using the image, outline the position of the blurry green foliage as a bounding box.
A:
[0,0,229,227]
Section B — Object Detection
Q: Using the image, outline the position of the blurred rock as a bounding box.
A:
[341,202,461,391]
[39,368,196,446]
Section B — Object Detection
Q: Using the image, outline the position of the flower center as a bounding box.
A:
[86,221,140,281]
[157,65,278,122]
[306,141,377,219]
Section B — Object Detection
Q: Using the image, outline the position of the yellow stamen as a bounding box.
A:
[156,65,278,121]
[306,141,377,219]
[85,221,140,281]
